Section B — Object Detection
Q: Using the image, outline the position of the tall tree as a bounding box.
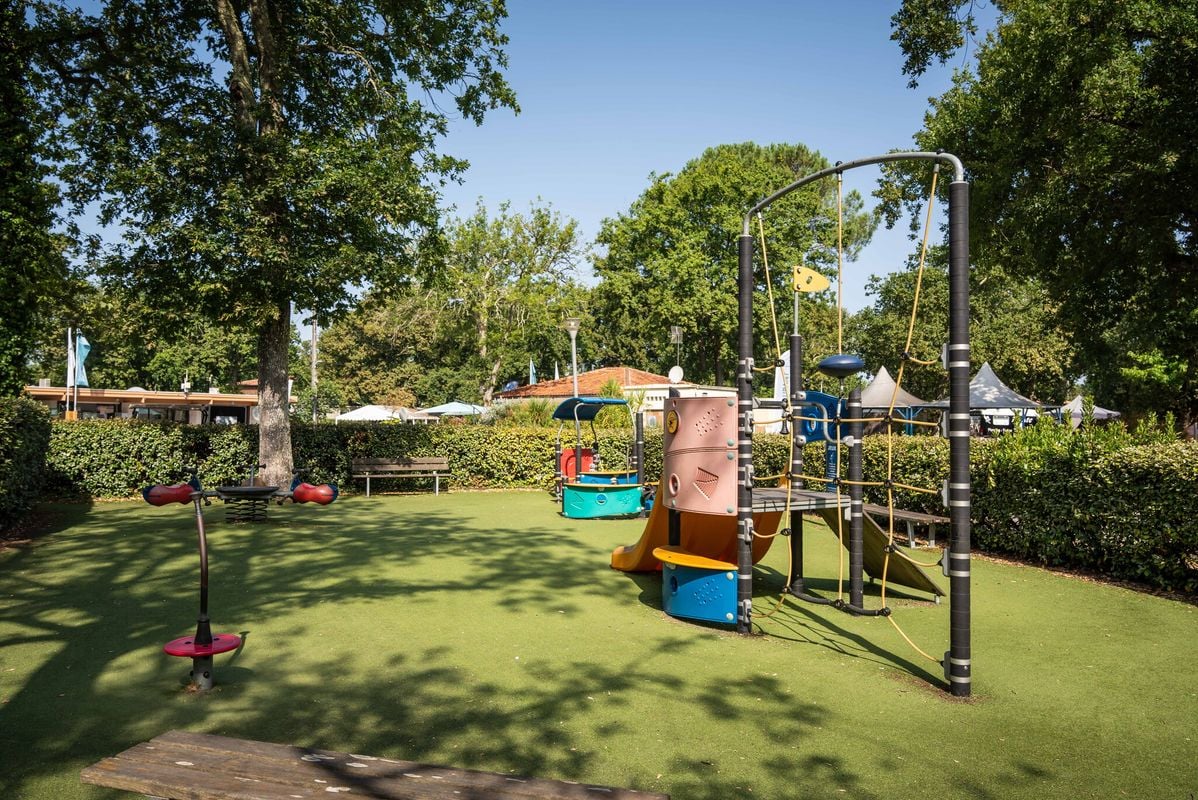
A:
[850,256,1076,403]
[889,0,1198,426]
[30,0,516,483]
[440,201,584,405]
[320,202,587,407]
[0,1,68,396]
[591,142,874,386]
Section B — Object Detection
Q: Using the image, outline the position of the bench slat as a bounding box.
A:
[83,731,670,800]
[352,458,448,468]
[861,503,949,525]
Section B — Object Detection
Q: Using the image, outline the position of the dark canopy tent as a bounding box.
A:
[925,362,1042,410]
[925,362,1046,434]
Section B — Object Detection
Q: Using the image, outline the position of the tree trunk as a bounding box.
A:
[257,300,294,487]
[481,356,503,405]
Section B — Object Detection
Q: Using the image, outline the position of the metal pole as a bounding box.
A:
[947,179,972,697]
[788,331,804,591]
[192,495,212,648]
[310,317,318,423]
[736,234,755,633]
[569,328,581,479]
[668,386,681,545]
[847,389,864,610]
[634,412,646,517]
[570,330,579,398]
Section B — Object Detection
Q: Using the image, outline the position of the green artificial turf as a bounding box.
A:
[1,491,1195,799]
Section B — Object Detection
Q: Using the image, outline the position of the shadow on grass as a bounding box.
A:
[0,496,859,798]
[0,494,1055,799]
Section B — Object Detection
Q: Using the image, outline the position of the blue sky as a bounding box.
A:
[435,1,983,311]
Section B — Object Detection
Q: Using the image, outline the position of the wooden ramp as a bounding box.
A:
[814,507,945,597]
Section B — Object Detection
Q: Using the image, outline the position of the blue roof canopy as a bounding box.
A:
[552,396,628,421]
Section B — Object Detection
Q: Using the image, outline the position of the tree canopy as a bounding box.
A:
[0,1,68,396]
[30,0,517,481]
[319,201,587,408]
[590,142,875,387]
[889,0,1198,426]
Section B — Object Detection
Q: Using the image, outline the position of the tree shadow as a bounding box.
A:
[0,494,1050,799]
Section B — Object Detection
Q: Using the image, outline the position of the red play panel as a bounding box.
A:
[163,633,242,657]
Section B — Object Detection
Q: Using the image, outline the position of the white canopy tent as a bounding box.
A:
[335,405,407,423]
[860,366,928,410]
[420,401,485,418]
[1062,395,1121,428]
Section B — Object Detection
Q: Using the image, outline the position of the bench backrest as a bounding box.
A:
[352,457,449,471]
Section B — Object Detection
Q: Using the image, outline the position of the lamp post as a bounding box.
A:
[563,317,583,482]
[564,317,581,397]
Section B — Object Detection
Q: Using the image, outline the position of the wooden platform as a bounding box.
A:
[862,503,950,547]
[751,487,849,514]
[81,730,669,800]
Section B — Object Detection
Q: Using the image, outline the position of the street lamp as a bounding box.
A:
[563,317,582,398]
[670,325,683,367]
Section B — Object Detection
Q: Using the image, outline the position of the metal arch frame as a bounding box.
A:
[735,151,973,697]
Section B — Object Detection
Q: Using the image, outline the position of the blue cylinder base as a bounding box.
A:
[661,562,737,625]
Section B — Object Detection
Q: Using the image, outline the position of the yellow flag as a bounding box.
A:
[792,265,830,293]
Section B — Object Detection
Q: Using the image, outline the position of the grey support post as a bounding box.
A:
[736,233,756,634]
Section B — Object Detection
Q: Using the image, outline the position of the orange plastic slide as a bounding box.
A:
[610,485,781,572]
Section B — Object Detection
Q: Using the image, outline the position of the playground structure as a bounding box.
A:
[554,396,648,519]
[142,471,338,690]
[612,152,972,696]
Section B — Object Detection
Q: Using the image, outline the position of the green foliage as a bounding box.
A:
[44,420,188,498]
[0,397,51,529]
[318,201,587,408]
[490,399,555,428]
[591,142,876,386]
[31,0,518,484]
[0,3,68,396]
[888,0,1198,427]
[26,284,260,394]
[38,417,1198,591]
[850,259,1076,402]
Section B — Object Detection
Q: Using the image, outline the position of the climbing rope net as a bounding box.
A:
[748,163,949,665]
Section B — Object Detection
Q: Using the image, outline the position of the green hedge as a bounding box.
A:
[0,397,51,530]
[39,419,1198,592]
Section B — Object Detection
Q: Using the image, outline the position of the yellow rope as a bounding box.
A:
[757,214,784,366]
[891,481,940,495]
[838,478,885,488]
[899,165,940,359]
[887,616,941,663]
[749,165,946,673]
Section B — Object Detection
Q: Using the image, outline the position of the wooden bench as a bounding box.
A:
[351,457,450,497]
[82,730,670,800]
[862,503,950,547]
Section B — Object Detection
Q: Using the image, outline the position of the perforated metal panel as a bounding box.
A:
[662,396,738,516]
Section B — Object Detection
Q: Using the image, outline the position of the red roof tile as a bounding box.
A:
[497,366,671,399]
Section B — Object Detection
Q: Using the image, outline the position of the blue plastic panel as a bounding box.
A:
[562,483,643,518]
[661,561,737,625]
